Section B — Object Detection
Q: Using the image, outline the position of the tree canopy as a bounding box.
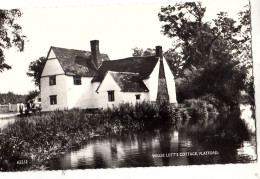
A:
[0,9,26,72]
[25,90,40,103]
[27,57,47,89]
[0,92,26,104]
[157,2,252,107]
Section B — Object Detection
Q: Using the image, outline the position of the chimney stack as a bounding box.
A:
[156,46,163,59]
[90,40,101,68]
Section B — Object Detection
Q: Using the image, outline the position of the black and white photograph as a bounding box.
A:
[0,0,258,175]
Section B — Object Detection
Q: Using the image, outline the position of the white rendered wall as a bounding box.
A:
[95,73,149,108]
[41,50,64,77]
[120,92,149,104]
[143,59,160,102]
[95,73,122,108]
[41,51,68,111]
[66,76,94,109]
[163,57,177,104]
[41,75,68,111]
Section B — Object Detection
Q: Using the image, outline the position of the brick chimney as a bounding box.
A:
[156,46,163,59]
[90,40,101,68]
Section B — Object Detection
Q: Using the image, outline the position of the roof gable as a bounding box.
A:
[92,56,159,82]
[109,71,149,92]
[50,46,109,77]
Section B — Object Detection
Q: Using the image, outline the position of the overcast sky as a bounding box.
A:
[0,0,250,94]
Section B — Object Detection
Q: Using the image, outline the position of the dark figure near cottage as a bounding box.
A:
[25,101,31,115]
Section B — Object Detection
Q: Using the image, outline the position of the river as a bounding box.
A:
[48,105,257,170]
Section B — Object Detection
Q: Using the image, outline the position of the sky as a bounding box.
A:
[0,0,250,94]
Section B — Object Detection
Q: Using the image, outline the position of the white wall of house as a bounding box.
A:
[41,74,68,111]
[95,72,149,108]
[41,52,68,111]
[95,73,122,108]
[120,92,149,104]
[66,76,95,109]
[91,82,101,108]
[143,59,160,102]
[42,54,64,77]
[163,57,177,104]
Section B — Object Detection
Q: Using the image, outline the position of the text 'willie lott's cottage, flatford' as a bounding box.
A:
[40,40,177,111]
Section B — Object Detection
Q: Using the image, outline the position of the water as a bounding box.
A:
[49,108,257,170]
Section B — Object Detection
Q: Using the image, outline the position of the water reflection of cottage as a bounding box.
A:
[40,40,177,111]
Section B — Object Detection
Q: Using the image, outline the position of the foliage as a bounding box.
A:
[0,9,26,72]
[27,57,47,88]
[158,2,253,107]
[0,92,26,104]
[182,98,218,124]
[163,48,184,77]
[175,65,203,102]
[25,90,40,103]
[131,47,155,57]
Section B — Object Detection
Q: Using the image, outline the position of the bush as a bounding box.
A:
[183,97,219,124]
[200,94,229,113]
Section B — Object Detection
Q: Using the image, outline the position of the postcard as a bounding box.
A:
[0,0,258,177]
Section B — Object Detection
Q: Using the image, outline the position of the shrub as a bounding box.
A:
[183,97,219,124]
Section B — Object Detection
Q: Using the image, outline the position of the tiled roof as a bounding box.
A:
[51,46,110,77]
[92,56,159,82]
[108,71,149,92]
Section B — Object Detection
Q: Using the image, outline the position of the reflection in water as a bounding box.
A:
[49,108,256,170]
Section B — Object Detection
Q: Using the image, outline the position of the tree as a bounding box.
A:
[25,90,40,103]
[27,57,47,89]
[0,92,26,104]
[0,9,26,72]
[163,48,184,77]
[132,47,155,57]
[158,2,252,107]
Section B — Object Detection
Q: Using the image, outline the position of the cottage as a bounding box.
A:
[40,40,177,111]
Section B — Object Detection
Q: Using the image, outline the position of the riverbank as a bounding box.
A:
[0,100,220,171]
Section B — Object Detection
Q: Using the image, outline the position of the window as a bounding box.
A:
[73,76,82,85]
[38,98,41,102]
[136,94,141,100]
[50,95,57,105]
[108,91,115,102]
[49,76,56,86]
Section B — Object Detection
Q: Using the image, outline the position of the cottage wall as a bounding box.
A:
[143,59,160,102]
[41,59,64,77]
[41,75,68,111]
[95,73,149,108]
[162,57,177,104]
[41,54,68,111]
[66,76,94,109]
[120,92,149,104]
[95,73,122,108]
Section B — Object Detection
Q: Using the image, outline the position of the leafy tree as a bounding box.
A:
[163,48,184,77]
[132,47,155,57]
[158,2,252,107]
[27,57,47,89]
[25,90,40,103]
[0,9,26,72]
[0,92,26,104]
